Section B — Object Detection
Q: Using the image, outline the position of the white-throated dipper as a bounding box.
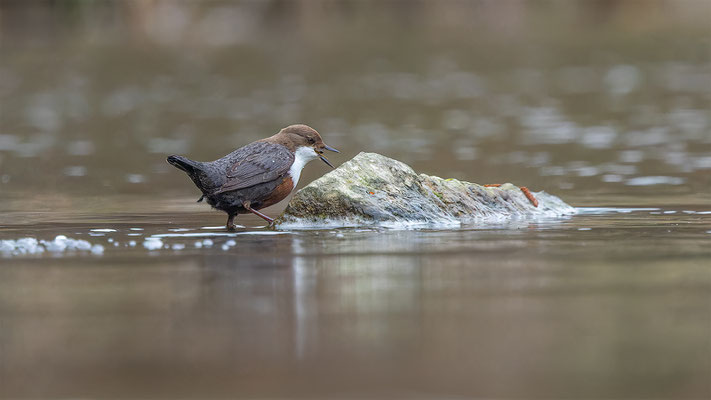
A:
[167,124,339,230]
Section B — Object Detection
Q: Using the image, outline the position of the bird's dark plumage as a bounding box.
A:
[218,142,294,193]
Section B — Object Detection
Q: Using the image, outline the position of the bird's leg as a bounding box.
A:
[226,214,237,231]
[242,201,274,224]
[484,184,539,208]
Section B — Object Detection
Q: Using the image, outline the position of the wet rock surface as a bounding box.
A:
[275,152,576,228]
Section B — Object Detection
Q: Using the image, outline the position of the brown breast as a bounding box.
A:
[258,175,294,209]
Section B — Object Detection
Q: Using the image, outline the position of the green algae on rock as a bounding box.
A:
[274,152,575,228]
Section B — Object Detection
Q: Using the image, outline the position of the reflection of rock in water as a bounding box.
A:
[275,152,576,228]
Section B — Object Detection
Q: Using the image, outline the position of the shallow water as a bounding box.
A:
[1,1,711,398]
[2,206,710,398]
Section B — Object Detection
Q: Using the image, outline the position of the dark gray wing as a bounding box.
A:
[212,141,294,194]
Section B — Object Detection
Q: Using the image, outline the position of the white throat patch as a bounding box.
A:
[289,146,319,189]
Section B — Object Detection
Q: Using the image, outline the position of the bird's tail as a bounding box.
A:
[167,155,214,198]
[167,155,201,174]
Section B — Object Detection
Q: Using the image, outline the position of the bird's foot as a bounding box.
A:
[484,184,539,208]
[226,214,238,232]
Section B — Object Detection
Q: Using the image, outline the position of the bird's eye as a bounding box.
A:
[307,137,315,144]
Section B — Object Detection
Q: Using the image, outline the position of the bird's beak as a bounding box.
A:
[323,144,339,153]
[318,152,335,169]
[315,144,338,169]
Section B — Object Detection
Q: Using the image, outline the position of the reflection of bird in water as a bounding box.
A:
[167,124,339,230]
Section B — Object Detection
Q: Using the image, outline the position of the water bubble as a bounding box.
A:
[581,126,617,149]
[619,150,644,163]
[66,140,95,156]
[602,174,624,183]
[126,174,146,184]
[605,65,641,95]
[142,238,163,250]
[63,166,87,177]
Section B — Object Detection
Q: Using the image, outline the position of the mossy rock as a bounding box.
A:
[274,152,575,228]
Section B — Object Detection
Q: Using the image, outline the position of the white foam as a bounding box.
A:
[142,238,163,250]
[91,244,105,255]
[275,214,467,230]
[1,236,102,257]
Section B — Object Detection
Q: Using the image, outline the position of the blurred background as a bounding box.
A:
[1,0,710,216]
[1,1,711,399]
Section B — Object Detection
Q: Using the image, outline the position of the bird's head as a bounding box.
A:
[279,124,340,168]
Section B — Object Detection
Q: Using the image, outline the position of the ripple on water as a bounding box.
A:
[576,207,660,214]
[625,176,685,186]
[150,232,292,238]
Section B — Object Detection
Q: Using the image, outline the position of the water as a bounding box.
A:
[1,1,710,398]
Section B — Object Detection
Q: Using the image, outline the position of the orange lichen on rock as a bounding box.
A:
[485,184,538,207]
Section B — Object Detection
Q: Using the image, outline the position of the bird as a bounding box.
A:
[167,124,339,231]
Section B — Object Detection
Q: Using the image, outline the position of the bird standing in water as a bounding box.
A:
[167,124,339,231]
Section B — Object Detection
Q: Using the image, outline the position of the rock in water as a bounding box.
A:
[274,152,576,228]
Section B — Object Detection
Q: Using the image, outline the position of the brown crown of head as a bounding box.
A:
[269,124,327,151]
